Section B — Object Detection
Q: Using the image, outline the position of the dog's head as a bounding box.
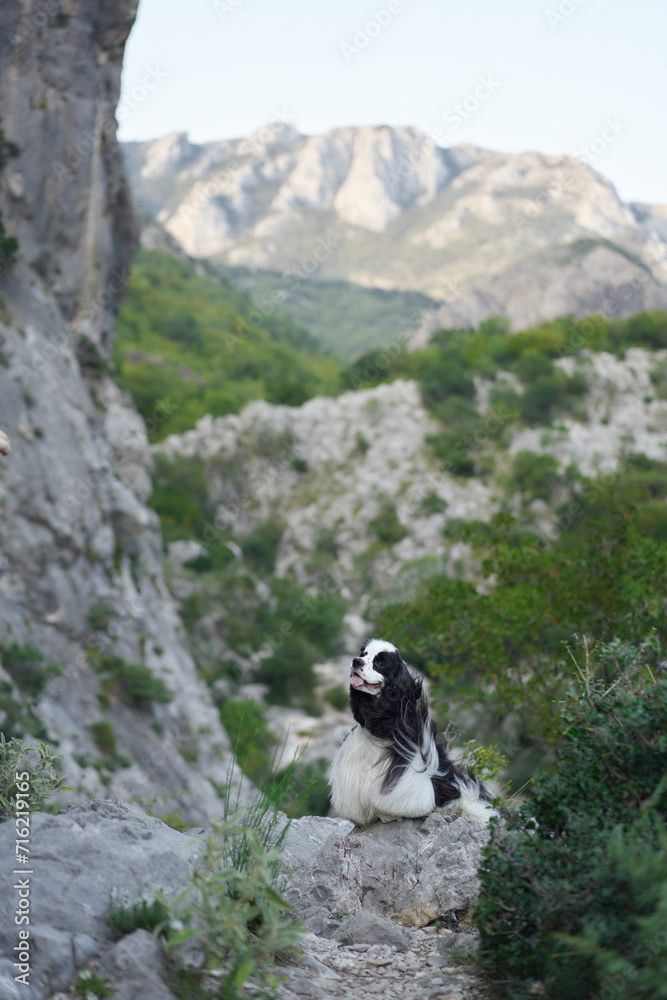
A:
[349,638,410,698]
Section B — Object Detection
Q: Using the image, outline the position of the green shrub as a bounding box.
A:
[241,518,284,573]
[88,718,117,756]
[0,642,61,699]
[324,685,349,711]
[256,579,346,705]
[510,449,561,501]
[377,509,667,783]
[369,501,407,546]
[73,968,111,999]
[113,250,341,443]
[218,699,274,784]
[86,601,116,633]
[417,490,448,515]
[151,453,214,544]
[76,335,110,378]
[0,735,70,821]
[419,348,475,406]
[89,653,173,709]
[106,890,170,938]
[274,758,331,818]
[161,819,302,999]
[476,640,667,999]
[183,545,235,573]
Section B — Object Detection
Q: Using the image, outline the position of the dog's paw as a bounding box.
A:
[0,431,11,456]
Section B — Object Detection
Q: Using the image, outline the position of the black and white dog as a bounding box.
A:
[330,639,494,827]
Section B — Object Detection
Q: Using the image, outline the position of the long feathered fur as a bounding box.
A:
[330,638,495,827]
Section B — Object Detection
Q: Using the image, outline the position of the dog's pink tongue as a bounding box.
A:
[349,675,365,688]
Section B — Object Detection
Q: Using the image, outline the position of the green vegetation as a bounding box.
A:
[378,497,667,783]
[88,652,173,709]
[343,310,667,476]
[161,819,301,1000]
[218,699,274,785]
[0,735,70,821]
[73,968,111,999]
[476,640,667,999]
[0,119,19,280]
[0,642,62,740]
[240,518,284,574]
[86,601,117,634]
[369,500,408,546]
[509,450,562,502]
[88,718,118,756]
[225,265,438,357]
[151,453,218,545]
[1,641,61,699]
[106,891,170,938]
[114,251,342,441]
[255,578,346,705]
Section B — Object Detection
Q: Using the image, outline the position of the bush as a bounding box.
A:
[151,453,214,544]
[0,735,69,821]
[89,653,173,709]
[510,449,561,501]
[218,699,274,784]
[106,890,170,938]
[161,819,302,998]
[475,640,667,999]
[377,509,667,782]
[1,642,62,700]
[274,758,331,818]
[369,501,407,546]
[88,718,118,756]
[0,119,19,280]
[75,335,110,378]
[241,518,284,573]
[87,601,116,633]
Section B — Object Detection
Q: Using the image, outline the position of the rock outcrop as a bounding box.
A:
[123,124,667,332]
[0,0,139,352]
[283,812,489,929]
[0,1,245,820]
[0,802,487,1000]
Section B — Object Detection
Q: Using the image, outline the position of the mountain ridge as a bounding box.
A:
[122,124,667,337]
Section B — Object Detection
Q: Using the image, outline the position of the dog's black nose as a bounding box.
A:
[351,657,364,669]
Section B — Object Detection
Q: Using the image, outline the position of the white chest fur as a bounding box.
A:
[330,724,436,826]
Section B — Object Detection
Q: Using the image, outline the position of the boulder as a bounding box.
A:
[0,801,198,1000]
[333,912,413,952]
[282,810,489,927]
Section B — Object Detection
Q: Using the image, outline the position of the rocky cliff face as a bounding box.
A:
[123,124,667,332]
[0,0,139,351]
[0,1,245,823]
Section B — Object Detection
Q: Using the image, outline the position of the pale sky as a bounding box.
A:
[119,0,666,205]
